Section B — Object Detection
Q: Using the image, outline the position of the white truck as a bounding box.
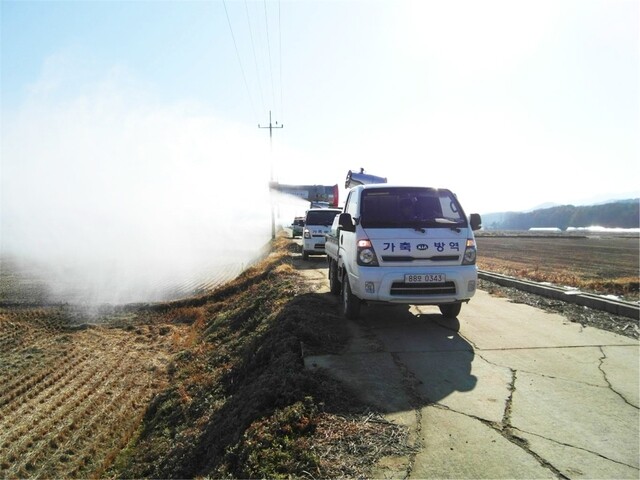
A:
[302,207,343,260]
[325,180,482,319]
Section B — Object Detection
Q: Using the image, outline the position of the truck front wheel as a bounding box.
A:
[328,259,340,295]
[342,274,361,319]
[439,303,462,319]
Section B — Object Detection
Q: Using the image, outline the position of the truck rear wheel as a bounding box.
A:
[439,303,462,319]
[342,274,361,319]
[328,259,340,295]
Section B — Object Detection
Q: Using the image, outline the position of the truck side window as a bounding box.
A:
[345,192,358,218]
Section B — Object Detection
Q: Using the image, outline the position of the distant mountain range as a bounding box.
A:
[481,198,639,231]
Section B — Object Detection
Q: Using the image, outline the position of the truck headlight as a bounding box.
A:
[357,239,379,266]
[304,229,311,239]
[462,239,476,265]
[359,248,376,264]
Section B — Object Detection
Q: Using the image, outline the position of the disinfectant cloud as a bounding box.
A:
[1,68,292,305]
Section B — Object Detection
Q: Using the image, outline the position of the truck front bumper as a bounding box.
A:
[347,265,477,305]
[303,237,327,254]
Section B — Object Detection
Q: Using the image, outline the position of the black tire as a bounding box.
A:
[439,303,462,318]
[302,251,309,261]
[342,274,361,319]
[328,259,340,295]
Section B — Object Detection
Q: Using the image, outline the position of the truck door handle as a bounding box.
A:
[340,234,343,245]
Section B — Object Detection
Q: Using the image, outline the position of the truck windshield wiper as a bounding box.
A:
[434,217,461,224]
[433,217,465,232]
[404,220,428,232]
[400,218,465,232]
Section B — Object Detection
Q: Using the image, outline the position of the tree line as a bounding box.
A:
[483,199,639,230]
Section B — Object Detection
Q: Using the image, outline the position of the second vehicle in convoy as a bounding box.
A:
[302,207,343,260]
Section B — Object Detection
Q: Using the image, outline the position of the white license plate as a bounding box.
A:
[405,273,446,283]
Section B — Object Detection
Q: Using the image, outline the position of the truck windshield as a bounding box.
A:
[360,188,467,229]
[306,210,341,226]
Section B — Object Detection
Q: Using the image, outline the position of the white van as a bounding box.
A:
[302,208,342,260]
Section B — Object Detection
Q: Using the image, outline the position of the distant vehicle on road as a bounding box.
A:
[291,217,305,238]
[302,208,342,260]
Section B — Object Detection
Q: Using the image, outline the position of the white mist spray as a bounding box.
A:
[1,73,283,305]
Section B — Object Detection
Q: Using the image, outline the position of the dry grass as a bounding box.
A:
[478,258,638,296]
[0,311,178,479]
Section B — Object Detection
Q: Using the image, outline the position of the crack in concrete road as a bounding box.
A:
[474,345,638,392]
[463,345,639,476]
[390,351,423,480]
[510,427,640,471]
[379,325,637,478]
[498,369,568,478]
[597,345,640,409]
[393,347,569,479]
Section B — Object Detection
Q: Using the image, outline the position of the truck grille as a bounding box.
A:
[390,281,456,296]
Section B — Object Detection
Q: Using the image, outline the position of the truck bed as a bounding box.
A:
[324,232,339,261]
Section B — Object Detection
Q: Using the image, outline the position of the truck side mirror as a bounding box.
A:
[338,213,356,233]
[469,213,482,231]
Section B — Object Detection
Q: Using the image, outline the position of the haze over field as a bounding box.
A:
[1,82,287,303]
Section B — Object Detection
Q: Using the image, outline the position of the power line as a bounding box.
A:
[278,0,283,124]
[222,0,257,121]
[221,0,284,125]
[263,0,277,117]
[244,0,266,115]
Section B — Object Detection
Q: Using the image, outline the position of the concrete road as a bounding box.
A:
[299,261,639,479]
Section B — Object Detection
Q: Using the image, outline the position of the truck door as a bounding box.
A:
[340,190,359,281]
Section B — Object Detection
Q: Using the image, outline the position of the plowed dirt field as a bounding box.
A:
[476,233,639,300]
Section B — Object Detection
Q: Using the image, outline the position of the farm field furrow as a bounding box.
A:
[0,308,187,478]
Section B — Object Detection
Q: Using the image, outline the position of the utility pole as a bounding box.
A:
[259,111,283,239]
